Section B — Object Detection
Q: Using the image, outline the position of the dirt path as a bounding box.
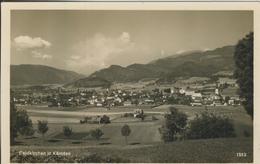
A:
[27,109,165,117]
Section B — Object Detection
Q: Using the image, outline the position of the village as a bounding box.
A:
[12,76,242,109]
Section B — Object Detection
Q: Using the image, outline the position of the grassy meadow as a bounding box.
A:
[11,104,253,163]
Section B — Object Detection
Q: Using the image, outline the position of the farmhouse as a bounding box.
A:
[185,90,202,99]
[124,101,132,106]
[96,102,103,107]
[133,109,144,118]
[218,78,238,87]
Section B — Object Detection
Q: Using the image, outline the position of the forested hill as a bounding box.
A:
[89,45,235,82]
[11,64,85,85]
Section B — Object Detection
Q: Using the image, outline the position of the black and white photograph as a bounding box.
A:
[1,3,258,163]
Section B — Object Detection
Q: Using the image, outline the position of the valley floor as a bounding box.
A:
[11,137,253,163]
[11,104,253,163]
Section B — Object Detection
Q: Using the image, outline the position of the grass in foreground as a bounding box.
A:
[11,137,253,163]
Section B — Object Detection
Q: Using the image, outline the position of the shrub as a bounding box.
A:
[84,116,92,123]
[16,110,34,136]
[152,116,158,121]
[10,94,34,144]
[159,126,173,142]
[160,107,188,142]
[140,114,145,121]
[19,126,35,136]
[121,124,131,144]
[63,126,73,137]
[37,120,49,137]
[187,112,236,139]
[90,128,104,140]
[123,113,134,117]
[100,115,110,124]
[80,120,85,124]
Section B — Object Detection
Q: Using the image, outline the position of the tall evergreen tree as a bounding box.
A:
[10,91,18,145]
[234,32,253,118]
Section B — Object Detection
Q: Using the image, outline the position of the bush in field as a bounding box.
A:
[187,112,236,139]
[123,113,134,117]
[159,126,173,142]
[100,115,110,124]
[11,92,34,144]
[90,128,104,140]
[80,120,85,124]
[159,107,188,142]
[37,120,49,137]
[140,114,145,121]
[16,110,35,136]
[152,116,158,121]
[63,126,73,137]
[84,116,92,123]
[80,116,92,124]
[19,126,35,136]
[121,124,131,144]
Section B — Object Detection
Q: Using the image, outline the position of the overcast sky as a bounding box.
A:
[11,10,253,75]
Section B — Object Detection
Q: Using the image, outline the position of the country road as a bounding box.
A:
[26,108,166,123]
[26,109,166,116]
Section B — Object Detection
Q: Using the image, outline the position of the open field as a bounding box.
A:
[18,105,166,123]
[12,104,253,162]
[15,113,164,146]
[12,137,253,163]
[18,104,253,138]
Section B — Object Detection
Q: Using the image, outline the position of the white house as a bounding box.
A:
[179,88,186,94]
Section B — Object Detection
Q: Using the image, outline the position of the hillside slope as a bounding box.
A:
[89,45,235,82]
[64,76,111,88]
[11,45,235,86]
[11,64,85,85]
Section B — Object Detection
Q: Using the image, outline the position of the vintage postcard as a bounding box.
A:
[1,2,260,163]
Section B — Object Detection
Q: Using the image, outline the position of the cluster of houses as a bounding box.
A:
[12,77,242,108]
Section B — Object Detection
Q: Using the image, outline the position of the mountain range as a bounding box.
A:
[11,45,235,87]
[89,45,235,82]
[11,64,84,85]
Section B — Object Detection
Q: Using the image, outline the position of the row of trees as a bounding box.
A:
[63,124,131,144]
[160,107,236,142]
[11,96,132,144]
[11,97,235,145]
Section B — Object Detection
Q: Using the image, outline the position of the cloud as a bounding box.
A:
[67,32,134,71]
[14,35,51,50]
[176,49,186,54]
[202,48,213,52]
[70,55,81,60]
[119,32,131,43]
[32,50,52,60]
[160,49,166,56]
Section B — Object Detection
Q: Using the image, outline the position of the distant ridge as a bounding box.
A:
[11,64,85,85]
[64,76,111,88]
[11,45,235,87]
[89,45,235,82]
